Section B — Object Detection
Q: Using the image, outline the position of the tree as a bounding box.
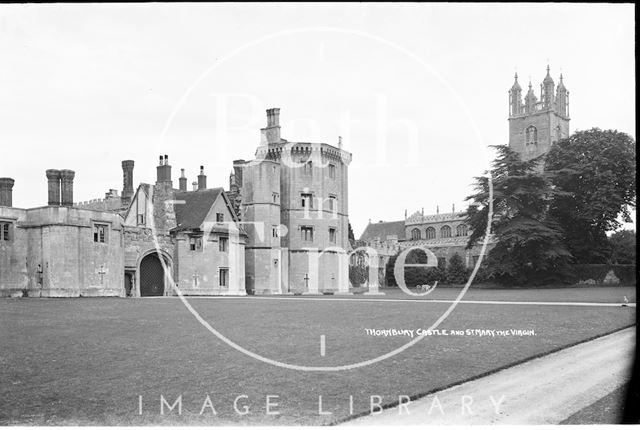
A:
[348,222,355,242]
[545,129,636,263]
[608,230,636,264]
[385,253,398,286]
[465,145,572,285]
[446,253,467,284]
[349,248,369,287]
[385,249,444,287]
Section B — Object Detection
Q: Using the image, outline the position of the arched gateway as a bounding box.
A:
[139,252,167,296]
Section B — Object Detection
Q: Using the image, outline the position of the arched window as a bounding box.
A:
[525,125,537,145]
[441,225,451,238]
[456,224,468,237]
[425,227,436,239]
[411,228,421,240]
[555,126,562,142]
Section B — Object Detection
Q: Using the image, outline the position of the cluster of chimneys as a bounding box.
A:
[0,170,77,208]
[157,154,208,192]
[45,169,76,206]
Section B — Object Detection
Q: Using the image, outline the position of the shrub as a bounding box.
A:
[446,253,467,284]
[569,264,636,285]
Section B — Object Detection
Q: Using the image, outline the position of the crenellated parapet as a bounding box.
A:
[256,141,353,166]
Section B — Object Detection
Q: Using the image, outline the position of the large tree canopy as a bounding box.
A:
[465,145,572,285]
[608,230,636,265]
[545,128,636,263]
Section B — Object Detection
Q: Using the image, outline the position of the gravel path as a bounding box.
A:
[346,326,635,425]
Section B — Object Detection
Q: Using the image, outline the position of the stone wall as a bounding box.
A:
[0,206,124,297]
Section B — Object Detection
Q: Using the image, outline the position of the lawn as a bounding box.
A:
[0,287,636,425]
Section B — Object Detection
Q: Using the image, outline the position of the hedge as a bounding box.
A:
[569,264,636,285]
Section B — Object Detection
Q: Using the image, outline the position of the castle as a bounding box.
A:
[0,66,569,296]
[358,66,570,278]
[0,108,351,297]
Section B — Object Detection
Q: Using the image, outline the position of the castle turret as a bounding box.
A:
[541,65,555,109]
[508,73,523,116]
[524,81,537,113]
[556,73,569,118]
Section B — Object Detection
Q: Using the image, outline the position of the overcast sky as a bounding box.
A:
[0,3,635,236]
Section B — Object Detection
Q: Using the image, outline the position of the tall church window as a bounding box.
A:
[411,228,421,240]
[425,227,436,239]
[456,224,468,237]
[525,125,538,145]
[441,225,452,238]
[555,126,562,142]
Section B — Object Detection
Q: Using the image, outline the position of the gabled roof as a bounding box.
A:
[173,188,224,231]
[359,220,405,242]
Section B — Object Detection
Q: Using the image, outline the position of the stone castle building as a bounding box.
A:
[231,108,352,294]
[1,67,570,296]
[0,108,349,297]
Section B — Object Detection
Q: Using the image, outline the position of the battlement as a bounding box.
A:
[75,189,125,212]
[406,210,467,225]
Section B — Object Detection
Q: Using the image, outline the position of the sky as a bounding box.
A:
[0,3,635,237]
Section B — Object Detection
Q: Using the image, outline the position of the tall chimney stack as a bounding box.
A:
[233,159,245,188]
[0,178,15,207]
[197,166,207,190]
[46,169,61,206]
[156,154,172,187]
[60,169,75,206]
[179,168,187,191]
[261,108,281,144]
[121,160,134,206]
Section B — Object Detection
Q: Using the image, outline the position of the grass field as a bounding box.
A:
[0,286,635,425]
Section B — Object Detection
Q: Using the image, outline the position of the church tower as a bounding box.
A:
[508,66,570,165]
